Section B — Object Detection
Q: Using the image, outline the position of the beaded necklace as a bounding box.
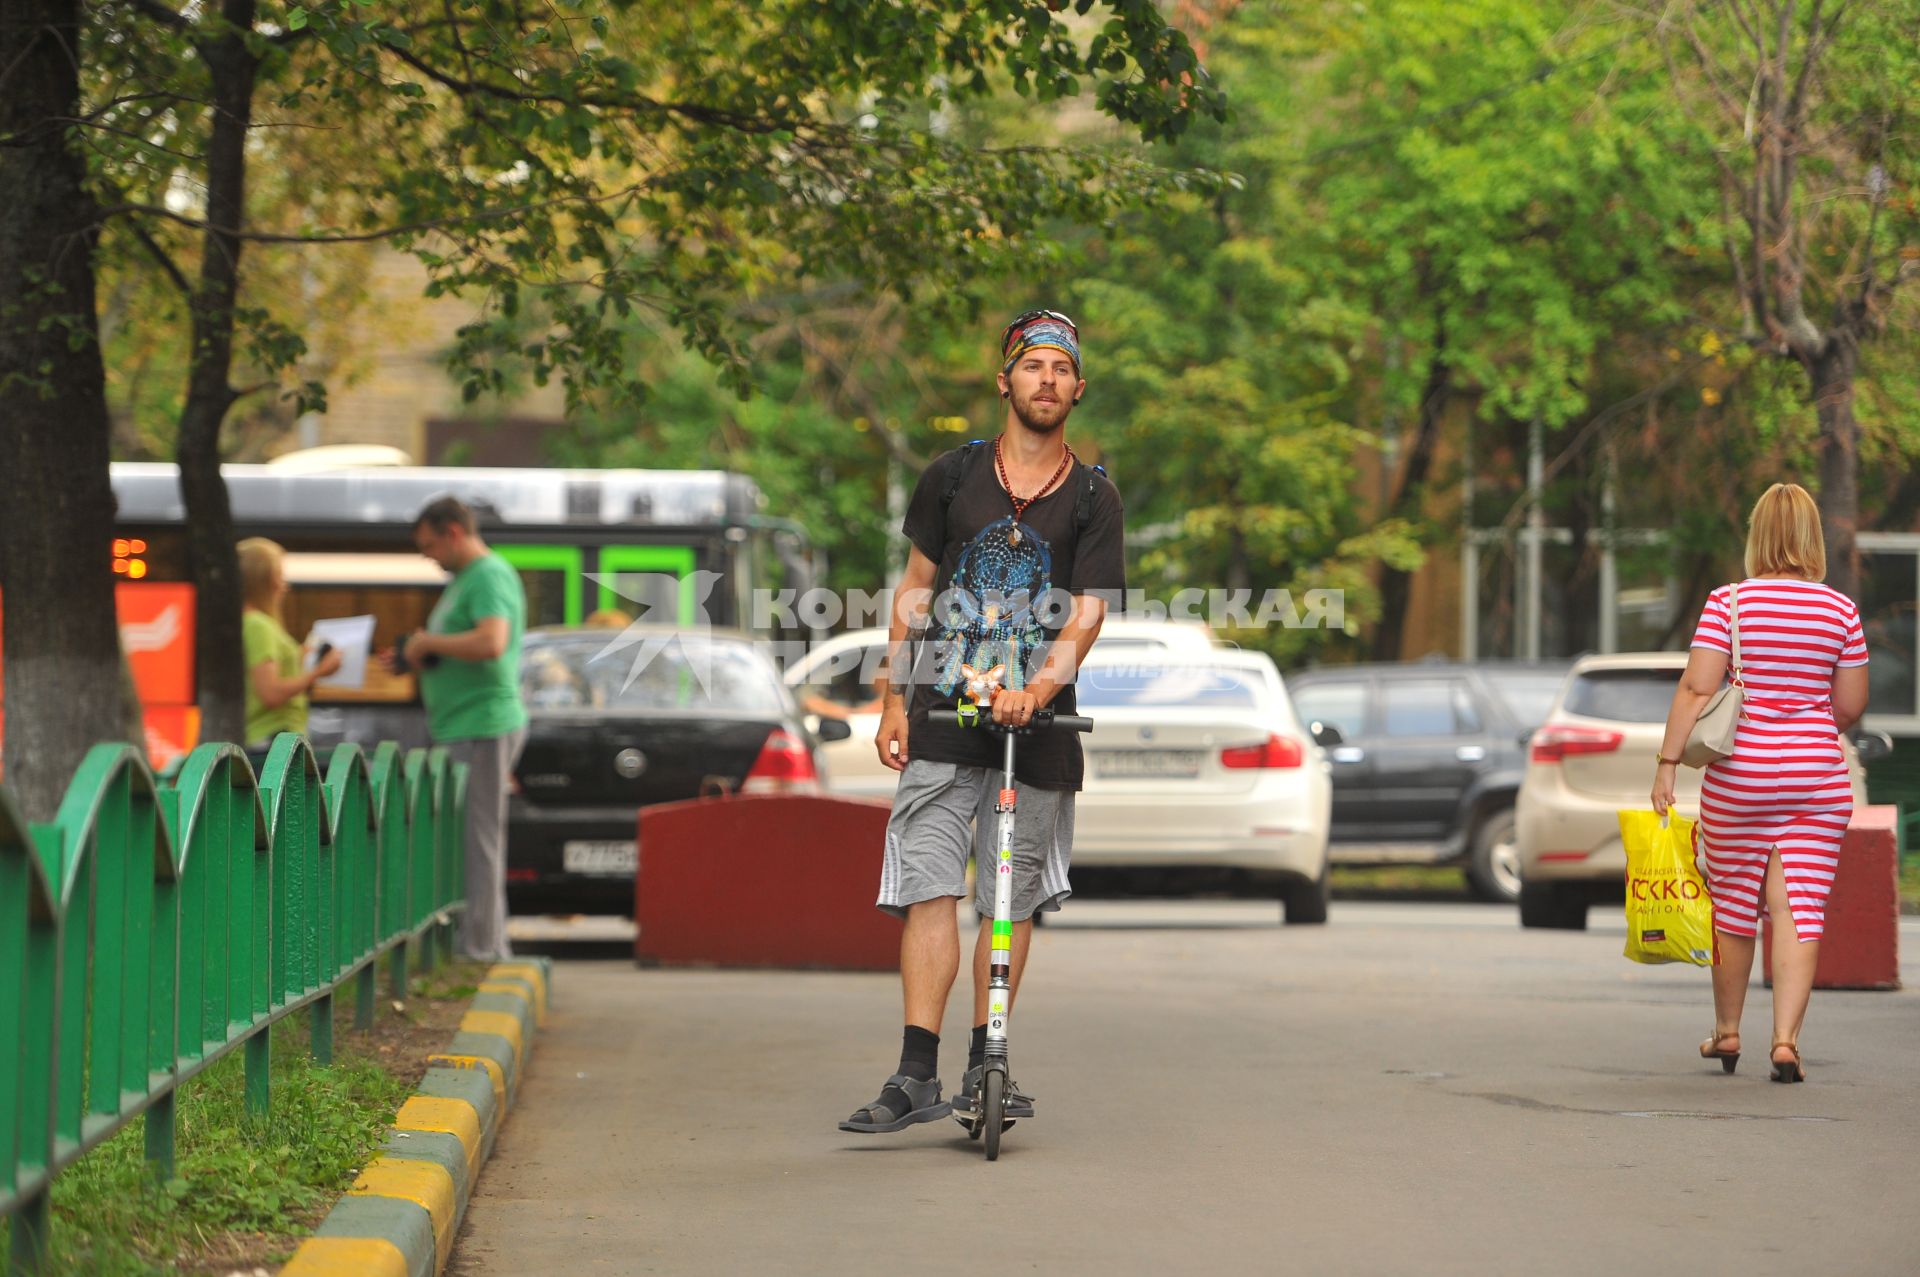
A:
[994,436,1073,546]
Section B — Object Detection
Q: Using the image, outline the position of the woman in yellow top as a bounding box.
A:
[239,537,341,747]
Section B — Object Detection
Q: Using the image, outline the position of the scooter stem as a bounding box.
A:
[984,728,1017,1064]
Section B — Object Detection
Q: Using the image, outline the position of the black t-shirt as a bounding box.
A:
[901,442,1126,790]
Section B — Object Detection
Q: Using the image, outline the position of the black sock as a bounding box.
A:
[898,1024,940,1083]
[968,1023,988,1073]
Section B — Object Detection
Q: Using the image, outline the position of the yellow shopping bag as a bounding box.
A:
[1617,810,1716,966]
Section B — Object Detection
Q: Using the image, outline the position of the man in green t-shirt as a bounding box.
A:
[385,496,529,962]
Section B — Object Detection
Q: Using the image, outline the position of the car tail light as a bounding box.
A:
[1220,734,1304,769]
[741,728,821,794]
[1529,724,1624,763]
[506,867,538,882]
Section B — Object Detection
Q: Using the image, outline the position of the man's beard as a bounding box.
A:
[1011,394,1070,434]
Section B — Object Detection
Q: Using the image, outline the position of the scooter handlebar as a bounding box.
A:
[1029,709,1094,733]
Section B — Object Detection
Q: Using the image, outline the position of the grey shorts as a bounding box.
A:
[876,760,1076,922]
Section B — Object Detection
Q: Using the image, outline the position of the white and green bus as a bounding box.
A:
[108,460,815,751]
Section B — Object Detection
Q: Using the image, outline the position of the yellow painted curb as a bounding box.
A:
[477,979,535,1008]
[279,1235,411,1277]
[461,1008,526,1074]
[428,1052,507,1113]
[487,961,549,1024]
[351,1158,457,1272]
[395,1094,482,1183]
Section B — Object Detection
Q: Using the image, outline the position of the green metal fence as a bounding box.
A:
[0,732,467,1274]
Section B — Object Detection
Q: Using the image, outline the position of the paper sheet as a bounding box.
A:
[304,614,376,690]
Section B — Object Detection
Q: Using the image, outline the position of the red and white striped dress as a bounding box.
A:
[1689,578,1867,941]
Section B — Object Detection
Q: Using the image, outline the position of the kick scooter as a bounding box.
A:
[961,705,1092,1160]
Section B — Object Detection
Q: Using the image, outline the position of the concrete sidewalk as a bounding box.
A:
[448,903,1920,1276]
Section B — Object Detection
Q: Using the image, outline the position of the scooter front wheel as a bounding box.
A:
[982,1070,1006,1161]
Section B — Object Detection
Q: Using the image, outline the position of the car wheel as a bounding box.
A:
[1466,808,1522,903]
[1518,879,1588,930]
[1282,860,1331,926]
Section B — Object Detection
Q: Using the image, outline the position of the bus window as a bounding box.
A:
[496,544,583,628]
[597,546,696,626]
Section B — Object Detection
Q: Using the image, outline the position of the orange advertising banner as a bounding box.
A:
[115,582,196,705]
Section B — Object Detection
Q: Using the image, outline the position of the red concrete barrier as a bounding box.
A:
[1763,804,1901,991]
[634,793,901,971]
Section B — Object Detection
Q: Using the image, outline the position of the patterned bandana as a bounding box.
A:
[1000,315,1082,377]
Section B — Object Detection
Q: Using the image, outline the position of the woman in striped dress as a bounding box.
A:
[1651,484,1869,1083]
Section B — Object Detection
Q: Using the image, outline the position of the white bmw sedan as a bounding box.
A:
[1069,649,1334,923]
[786,620,1223,800]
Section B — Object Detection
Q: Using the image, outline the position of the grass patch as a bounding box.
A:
[2,959,485,1276]
[1901,860,1920,914]
[1330,864,1475,899]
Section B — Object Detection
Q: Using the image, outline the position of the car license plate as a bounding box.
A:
[562,840,637,875]
[1091,749,1205,779]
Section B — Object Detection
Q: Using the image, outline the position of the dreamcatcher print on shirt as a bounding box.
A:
[932,515,1053,721]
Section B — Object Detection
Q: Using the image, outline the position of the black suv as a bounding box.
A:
[1285,661,1571,901]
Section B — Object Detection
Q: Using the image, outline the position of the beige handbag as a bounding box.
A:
[1680,582,1745,768]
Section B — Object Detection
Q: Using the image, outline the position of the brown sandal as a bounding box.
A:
[1769,1041,1805,1084]
[1699,1030,1741,1074]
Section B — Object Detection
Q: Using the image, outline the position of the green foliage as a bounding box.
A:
[1302,0,1717,424]
[1048,8,1434,662]
[549,298,997,592]
[0,1015,407,1276]
[59,0,1920,658]
[77,0,1226,450]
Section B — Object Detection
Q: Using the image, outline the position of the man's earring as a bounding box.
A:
[1001,390,1010,399]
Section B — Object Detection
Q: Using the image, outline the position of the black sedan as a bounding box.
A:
[506,626,850,916]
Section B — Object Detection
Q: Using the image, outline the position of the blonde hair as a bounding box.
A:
[237,537,287,614]
[1744,483,1826,580]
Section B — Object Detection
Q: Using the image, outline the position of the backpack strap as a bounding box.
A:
[946,441,1105,531]
[1075,462,1106,531]
[942,439,988,513]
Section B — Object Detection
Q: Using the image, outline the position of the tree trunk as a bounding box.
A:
[1225,522,1251,596]
[177,2,259,747]
[1809,338,1861,603]
[1370,346,1450,661]
[0,0,131,820]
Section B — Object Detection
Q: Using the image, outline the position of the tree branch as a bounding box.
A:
[122,0,190,29]
[47,117,204,163]
[126,217,193,296]
[1677,12,1752,124]
[1728,0,1765,58]
[1718,176,1762,339]
[11,74,200,166]
[376,40,801,135]
[268,23,319,48]
[1787,0,1838,128]
[1746,132,1775,344]
[94,177,664,244]
[1493,350,1723,536]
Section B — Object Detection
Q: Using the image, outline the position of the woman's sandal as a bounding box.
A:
[1699,1030,1741,1074]
[838,1074,952,1133]
[1769,1041,1805,1084]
